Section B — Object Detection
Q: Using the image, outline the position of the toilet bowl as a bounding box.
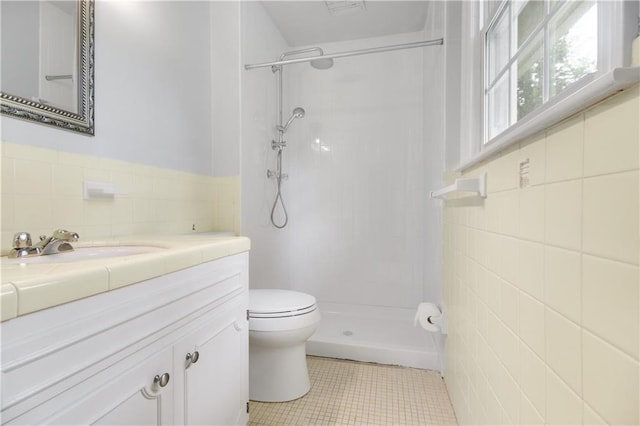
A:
[248,289,321,402]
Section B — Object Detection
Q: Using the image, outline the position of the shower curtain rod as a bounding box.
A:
[244,38,443,70]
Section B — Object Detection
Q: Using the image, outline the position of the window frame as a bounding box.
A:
[484,0,603,144]
[455,0,639,172]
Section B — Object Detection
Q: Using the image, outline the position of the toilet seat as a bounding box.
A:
[249,289,320,332]
[250,305,317,318]
[249,289,317,318]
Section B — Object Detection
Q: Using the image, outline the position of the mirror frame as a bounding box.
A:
[0,0,95,135]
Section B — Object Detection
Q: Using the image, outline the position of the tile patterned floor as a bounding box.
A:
[249,356,458,426]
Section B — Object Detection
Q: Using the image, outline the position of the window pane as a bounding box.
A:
[514,0,544,48]
[487,72,510,140]
[487,4,510,84]
[549,0,563,14]
[516,34,544,121]
[549,1,597,98]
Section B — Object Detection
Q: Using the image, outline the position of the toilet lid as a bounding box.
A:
[249,289,317,318]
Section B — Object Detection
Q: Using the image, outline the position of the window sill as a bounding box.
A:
[455,66,640,173]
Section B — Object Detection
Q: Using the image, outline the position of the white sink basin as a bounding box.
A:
[3,245,165,264]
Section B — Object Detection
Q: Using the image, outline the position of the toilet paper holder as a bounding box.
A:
[414,302,447,335]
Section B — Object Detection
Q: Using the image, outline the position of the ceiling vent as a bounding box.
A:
[324,0,366,16]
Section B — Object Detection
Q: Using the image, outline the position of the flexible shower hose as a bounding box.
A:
[270,148,288,229]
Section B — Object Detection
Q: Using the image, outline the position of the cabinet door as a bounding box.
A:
[24,347,175,426]
[174,303,248,426]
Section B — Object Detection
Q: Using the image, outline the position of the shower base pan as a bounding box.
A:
[306,302,440,371]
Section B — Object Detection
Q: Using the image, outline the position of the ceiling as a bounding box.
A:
[261,1,430,46]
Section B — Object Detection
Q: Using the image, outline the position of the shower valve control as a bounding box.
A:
[271,139,287,150]
[267,169,288,180]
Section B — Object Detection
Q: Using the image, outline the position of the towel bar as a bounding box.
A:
[430,173,487,199]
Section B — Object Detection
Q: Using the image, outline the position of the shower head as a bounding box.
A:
[309,47,334,69]
[310,57,334,69]
[291,107,305,119]
[279,107,306,133]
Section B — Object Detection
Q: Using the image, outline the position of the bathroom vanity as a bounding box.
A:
[0,236,250,425]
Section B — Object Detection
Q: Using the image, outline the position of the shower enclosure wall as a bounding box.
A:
[241,2,445,370]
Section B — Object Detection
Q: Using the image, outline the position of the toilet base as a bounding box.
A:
[249,331,313,402]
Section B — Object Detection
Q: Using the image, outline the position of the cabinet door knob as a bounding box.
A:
[186,351,200,364]
[154,373,170,387]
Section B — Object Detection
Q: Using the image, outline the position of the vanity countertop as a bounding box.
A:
[0,234,250,322]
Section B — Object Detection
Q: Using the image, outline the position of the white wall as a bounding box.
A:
[1,2,244,247]
[287,32,426,307]
[443,1,462,170]
[1,1,214,176]
[242,13,447,309]
[422,2,446,306]
[211,1,241,177]
[240,1,290,286]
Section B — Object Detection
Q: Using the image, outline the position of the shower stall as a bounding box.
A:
[241,2,445,371]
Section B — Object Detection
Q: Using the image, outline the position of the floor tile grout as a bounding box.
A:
[249,356,458,426]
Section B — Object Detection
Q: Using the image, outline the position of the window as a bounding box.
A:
[480,0,638,148]
[485,0,598,143]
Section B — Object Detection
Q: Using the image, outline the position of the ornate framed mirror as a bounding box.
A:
[0,0,95,135]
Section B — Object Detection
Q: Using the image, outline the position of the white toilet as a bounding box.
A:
[248,289,321,402]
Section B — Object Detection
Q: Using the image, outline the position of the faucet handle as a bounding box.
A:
[12,232,32,249]
[53,229,79,242]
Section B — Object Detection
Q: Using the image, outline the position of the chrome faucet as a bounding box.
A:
[9,229,79,258]
[35,229,79,255]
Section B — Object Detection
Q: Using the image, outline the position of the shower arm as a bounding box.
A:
[279,47,324,62]
[244,38,443,70]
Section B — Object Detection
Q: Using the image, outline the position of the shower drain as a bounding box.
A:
[342,330,354,336]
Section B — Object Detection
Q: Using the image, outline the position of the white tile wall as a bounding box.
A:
[444,85,639,425]
[243,28,434,309]
[1,142,240,254]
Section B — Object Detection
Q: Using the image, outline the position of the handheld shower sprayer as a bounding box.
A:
[269,106,306,229]
[278,107,306,133]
